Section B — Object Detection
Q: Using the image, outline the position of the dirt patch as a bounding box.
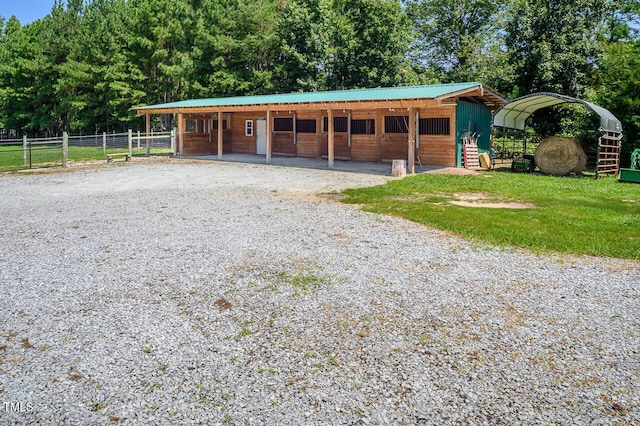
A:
[427,167,483,176]
[449,192,536,209]
[449,200,535,209]
[381,192,536,209]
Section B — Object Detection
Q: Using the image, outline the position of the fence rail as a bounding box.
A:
[0,130,175,172]
[596,134,622,179]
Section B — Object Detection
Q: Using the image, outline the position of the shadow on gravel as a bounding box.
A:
[186,153,444,176]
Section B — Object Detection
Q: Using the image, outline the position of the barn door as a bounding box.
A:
[256,119,267,155]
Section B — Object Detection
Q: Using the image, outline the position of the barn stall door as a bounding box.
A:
[321,116,351,159]
[256,119,267,155]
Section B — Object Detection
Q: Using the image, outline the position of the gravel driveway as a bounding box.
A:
[1,159,638,425]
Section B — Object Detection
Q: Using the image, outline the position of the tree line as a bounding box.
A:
[0,0,638,153]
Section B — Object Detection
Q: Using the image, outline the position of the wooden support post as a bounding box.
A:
[146,113,151,156]
[408,107,416,174]
[293,112,297,146]
[177,113,184,156]
[316,110,322,158]
[348,112,352,147]
[137,130,141,152]
[217,111,223,159]
[62,132,68,168]
[208,116,212,144]
[266,109,272,163]
[102,132,107,154]
[328,109,334,168]
[376,108,383,163]
[128,129,133,156]
[171,127,176,155]
[23,135,27,165]
[415,110,420,151]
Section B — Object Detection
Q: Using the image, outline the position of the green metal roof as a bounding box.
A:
[135,82,486,111]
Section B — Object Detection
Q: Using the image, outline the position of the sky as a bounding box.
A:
[1,0,55,24]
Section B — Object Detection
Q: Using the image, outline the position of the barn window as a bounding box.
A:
[212,119,228,130]
[351,119,375,135]
[274,117,294,132]
[296,119,316,133]
[419,118,450,135]
[385,116,408,133]
[323,117,348,132]
[245,120,253,136]
[185,119,206,133]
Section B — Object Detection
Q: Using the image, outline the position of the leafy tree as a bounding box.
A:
[187,0,282,97]
[325,0,416,89]
[593,39,640,166]
[51,1,92,132]
[406,0,507,85]
[505,0,609,98]
[604,0,640,41]
[276,0,328,92]
[80,0,147,132]
[0,0,637,145]
[0,17,55,135]
[129,0,194,104]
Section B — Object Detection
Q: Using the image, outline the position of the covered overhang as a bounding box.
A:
[133,82,507,116]
[436,85,507,109]
[493,92,622,134]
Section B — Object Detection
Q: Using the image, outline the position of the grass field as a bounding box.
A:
[0,144,172,171]
[342,171,640,260]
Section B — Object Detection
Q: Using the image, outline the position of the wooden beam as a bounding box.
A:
[315,110,322,158]
[217,111,223,159]
[376,108,383,163]
[327,109,334,167]
[293,112,297,146]
[408,107,416,174]
[266,109,272,163]
[177,112,184,156]
[145,113,151,156]
[347,111,352,148]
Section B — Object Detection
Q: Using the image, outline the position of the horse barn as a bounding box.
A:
[134,82,506,169]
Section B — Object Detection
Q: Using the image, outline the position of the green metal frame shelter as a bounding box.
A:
[493,92,623,177]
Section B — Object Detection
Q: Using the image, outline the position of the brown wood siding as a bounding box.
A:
[183,130,232,156]
[179,104,460,166]
[216,130,232,154]
[381,134,407,161]
[351,135,378,161]
[294,112,319,158]
[230,112,261,154]
[319,114,350,159]
[221,130,232,154]
[417,135,456,166]
[321,133,350,159]
[296,133,318,158]
[273,132,296,156]
[183,133,212,156]
[416,106,456,167]
[350,111,378,161]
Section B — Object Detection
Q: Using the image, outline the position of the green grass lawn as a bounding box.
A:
[342,171,640,260]
[0,144,172,171]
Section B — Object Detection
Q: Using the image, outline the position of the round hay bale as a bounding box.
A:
[534,136,587,175]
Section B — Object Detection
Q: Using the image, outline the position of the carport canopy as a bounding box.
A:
[493,92,622,134]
